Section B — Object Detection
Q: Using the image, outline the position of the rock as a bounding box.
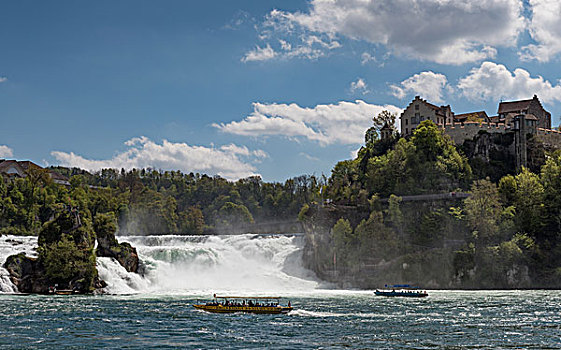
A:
[3,253,49,293]
[97,241,139,273]
[94,213,139,273]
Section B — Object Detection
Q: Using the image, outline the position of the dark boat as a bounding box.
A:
[375,284,428,298]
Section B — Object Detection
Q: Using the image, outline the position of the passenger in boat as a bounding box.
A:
[288,301,291,307]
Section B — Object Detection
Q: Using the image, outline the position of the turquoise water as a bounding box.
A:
[1,290,560,349]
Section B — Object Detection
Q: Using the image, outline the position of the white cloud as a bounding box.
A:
[361,52,376,65]
[350,78,370,95]
[51,137,267,180]
[223,10,252,30]
[0,145,13,157]
[299,152,320,162]
[0,77,7,83]
[254,0,524,65]
[390,71,450,104]
[521,0,561,62]
[214,100,402,146]
[457,61,561,104]
[241,44,277,62]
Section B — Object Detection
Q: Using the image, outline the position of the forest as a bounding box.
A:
[0,164,323,237]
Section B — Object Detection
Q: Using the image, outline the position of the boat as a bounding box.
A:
[374,284,428,298]
[193,294,293,314]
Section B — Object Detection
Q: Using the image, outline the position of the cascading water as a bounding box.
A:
[1,233,320,295]
[97,234,320,295]
[0,235,38,293]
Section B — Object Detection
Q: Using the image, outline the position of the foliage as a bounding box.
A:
[1,168,323,236]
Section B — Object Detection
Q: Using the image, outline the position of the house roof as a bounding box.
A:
[498,99,533,114]
[0,159,69,182]
[455,111,489,122]
[0,160,26,177]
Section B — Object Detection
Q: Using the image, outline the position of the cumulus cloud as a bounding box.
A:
[390,71,450,104]
[457,61,561,104]
[214,100,402,146]
[0,77,7,83]
[242,44,277,62]
[350,78,370,95]
[242,9,341,62]
[0,145,13,157]
[521,0,561,62]
[51,137,267,180]
[251,0,524,65]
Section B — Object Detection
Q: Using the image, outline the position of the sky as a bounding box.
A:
[1,0,561,182]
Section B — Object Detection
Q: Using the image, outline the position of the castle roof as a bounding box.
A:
[497,95,546,115]
[498,99,533,114]
[455,111,489,122]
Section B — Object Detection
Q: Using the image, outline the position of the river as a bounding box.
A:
[1,234,560,348]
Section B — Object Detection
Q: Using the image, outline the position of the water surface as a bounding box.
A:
[1,290,560,349]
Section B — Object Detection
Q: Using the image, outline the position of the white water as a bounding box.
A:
[0,235,38,293]
[1,234,321,295]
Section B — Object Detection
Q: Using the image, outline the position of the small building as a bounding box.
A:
[380,123,393,141]
[498,95,551,130]
[0,159,70,186]
[0,160,27,179]
[400,96,453,136]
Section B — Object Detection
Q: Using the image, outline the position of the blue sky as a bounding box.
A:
[1,0,560,181]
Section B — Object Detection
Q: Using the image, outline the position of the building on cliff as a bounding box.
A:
[399,95,561,170]
[497,95,551,129]
[0,159,70,186]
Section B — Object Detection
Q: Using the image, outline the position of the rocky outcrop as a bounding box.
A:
[97,240,139,273]
[3,253,48,293]
[4,208,103,294]
[94,213,139,273]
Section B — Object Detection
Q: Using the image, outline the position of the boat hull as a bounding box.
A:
[193,304,293,314]
[375,291,428,298]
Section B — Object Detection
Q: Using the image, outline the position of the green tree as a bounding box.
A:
[464,179,502,243]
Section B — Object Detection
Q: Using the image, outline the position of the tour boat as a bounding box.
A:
[193,294,293,314]
[375,284,428,298]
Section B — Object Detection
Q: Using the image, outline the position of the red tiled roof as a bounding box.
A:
[498,99,533,114]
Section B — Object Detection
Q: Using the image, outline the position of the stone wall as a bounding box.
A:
[444,122,509,144]
[537,128,561,149]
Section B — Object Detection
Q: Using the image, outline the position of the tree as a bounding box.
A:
[464,179,502,243]
[179,206,205,235]
[217,202,254,228]
[373,110,397,131]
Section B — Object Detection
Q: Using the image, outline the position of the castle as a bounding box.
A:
[398,95,561,170]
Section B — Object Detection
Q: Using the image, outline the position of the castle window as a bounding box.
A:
[405,119,408,125]
[406,128,409,134]
[415,105,419,110]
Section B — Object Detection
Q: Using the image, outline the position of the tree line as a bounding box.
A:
[0,167,324,236]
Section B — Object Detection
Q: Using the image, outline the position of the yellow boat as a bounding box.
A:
[193,295,293,314]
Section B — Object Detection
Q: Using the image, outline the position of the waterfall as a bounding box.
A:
[1,233,319,295]
[0,235,38,293]
[98,234,319,295]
